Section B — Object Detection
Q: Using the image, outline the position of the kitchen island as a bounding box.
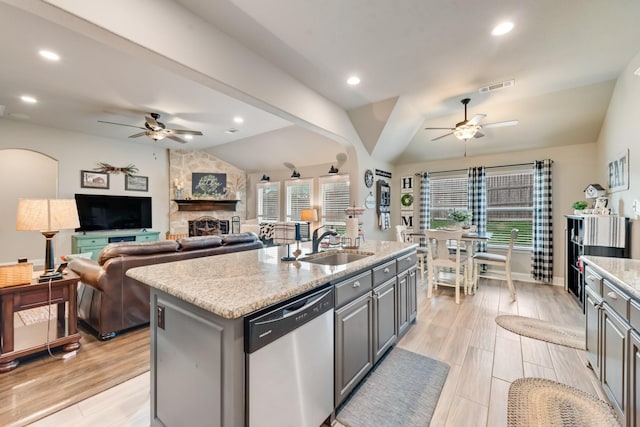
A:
[581,255,640,426]
[127,240,418,427]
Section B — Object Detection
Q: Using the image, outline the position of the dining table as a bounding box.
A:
[408,230,493,293]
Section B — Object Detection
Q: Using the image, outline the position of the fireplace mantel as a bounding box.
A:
[173,199,239,212]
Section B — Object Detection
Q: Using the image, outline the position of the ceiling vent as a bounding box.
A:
[479,79,515,93]
[224,128,240,134]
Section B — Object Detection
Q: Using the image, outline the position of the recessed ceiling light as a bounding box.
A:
[347,76,361,86]
[184,135,193,140]
[233,116,244,124]
[491,21,514,36]
[20,95,37,104]
[39,50,60,61]
[634,66,640,76]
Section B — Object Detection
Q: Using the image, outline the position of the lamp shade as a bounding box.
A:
[300,209,318,222]
[16,199,80,231]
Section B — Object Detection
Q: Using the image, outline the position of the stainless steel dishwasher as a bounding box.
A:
[245,284,334,427]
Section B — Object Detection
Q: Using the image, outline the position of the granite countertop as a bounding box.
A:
[581,255,640,299]
[127,240,417,319]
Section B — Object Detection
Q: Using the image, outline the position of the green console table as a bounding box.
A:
[72,230,160,260]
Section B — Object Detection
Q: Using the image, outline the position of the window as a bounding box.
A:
[486,167,533,247]
[286,178,312,222]
[320,175,350,232]
[429,172,468,229]
[257,182,279,222]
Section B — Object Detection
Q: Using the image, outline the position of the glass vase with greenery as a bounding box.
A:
[448,208,473,227]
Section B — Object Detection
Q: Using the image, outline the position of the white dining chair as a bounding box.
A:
[472,228,518,301]
[425,229,469,304]
[396,225,427,282]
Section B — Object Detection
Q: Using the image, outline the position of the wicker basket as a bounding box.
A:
[0,262,33,288]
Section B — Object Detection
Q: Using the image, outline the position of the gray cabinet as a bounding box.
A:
[373,278,397,364]
[585,286,602,379]
[602,302,630,421]
[150,289,245,427]
[629,330,640,427]
[397,270,410,337]
[334,292,373,406]
[408,268,417,323]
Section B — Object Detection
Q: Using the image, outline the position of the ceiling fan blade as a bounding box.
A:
[473,131,485,139]
[168,129,203,136]
[166,134,188,144]
[128,132,147,138]
[467,114,487,126]
[425,127,455,131]
[482,120,519,129]
[432,132,453,141]
[98,120,145,130]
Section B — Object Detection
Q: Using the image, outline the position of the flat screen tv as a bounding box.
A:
[75,193,152,232]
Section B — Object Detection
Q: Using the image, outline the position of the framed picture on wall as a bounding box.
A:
[81,170,110,189]
[125,175,149,192]
[608,149,629,193]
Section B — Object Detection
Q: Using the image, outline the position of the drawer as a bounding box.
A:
[397,251,417,274]
[137,234,158,242]
[603,279,629,321]
[334,271,372,308]
[77,237,109,246]
[630,299,640,332]
[584,267,602,297]
[373,260,397,287]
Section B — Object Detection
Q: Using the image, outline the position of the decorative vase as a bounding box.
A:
[175,189,183,200]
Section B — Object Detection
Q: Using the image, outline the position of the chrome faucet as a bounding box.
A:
[311,225,338,254]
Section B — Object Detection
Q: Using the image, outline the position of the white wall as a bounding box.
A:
[596,48,640,258]
[393,143,599,283]
[0,120,169,259]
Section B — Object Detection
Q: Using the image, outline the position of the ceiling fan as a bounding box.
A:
[98,113,203,144]
[425,98,518,141]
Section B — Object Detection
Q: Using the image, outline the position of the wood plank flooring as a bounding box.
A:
[28,278,606,426]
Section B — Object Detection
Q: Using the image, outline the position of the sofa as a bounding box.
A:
[69,233,263,339]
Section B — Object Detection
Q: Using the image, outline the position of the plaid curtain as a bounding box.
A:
[532,159,553,282]
[468,166,487,252]
[418,173,430,248]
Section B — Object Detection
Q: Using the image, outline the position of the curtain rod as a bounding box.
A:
[414,161,544,176]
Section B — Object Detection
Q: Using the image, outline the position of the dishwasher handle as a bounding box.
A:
[245,285,334,353]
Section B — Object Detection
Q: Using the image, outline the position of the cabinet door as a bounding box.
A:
[397,271,410,337]
[630,330,640,427]
[373,279,397,363]
[602,303,630,422]
[408,268,418,323]
[335,293,373,406]
[585,287,601,379]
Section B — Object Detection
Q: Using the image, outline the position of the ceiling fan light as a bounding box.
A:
[149,130,167,141]
[454,124,481,141]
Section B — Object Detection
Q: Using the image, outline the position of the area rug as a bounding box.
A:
[0,325,150,427]
[495,315,586,350]
[507,377,620,426]
[337,347,449,427]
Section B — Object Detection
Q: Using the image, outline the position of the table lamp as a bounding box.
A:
[16,199,80,282]
[300,209,318,240]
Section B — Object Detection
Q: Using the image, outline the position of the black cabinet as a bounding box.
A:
[565,215,630,310]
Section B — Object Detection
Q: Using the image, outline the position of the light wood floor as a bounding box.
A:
[29,278,606,427]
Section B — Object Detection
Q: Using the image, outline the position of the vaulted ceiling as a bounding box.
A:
[1,1,639,171]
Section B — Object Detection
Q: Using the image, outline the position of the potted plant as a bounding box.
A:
[448,208,473,228]
[572,200,588,214]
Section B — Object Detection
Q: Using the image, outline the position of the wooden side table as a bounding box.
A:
[0,272,81,372]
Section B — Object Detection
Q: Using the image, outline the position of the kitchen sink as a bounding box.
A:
[298,250,374,266]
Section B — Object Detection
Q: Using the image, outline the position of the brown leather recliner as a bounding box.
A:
[69,233,263,339]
